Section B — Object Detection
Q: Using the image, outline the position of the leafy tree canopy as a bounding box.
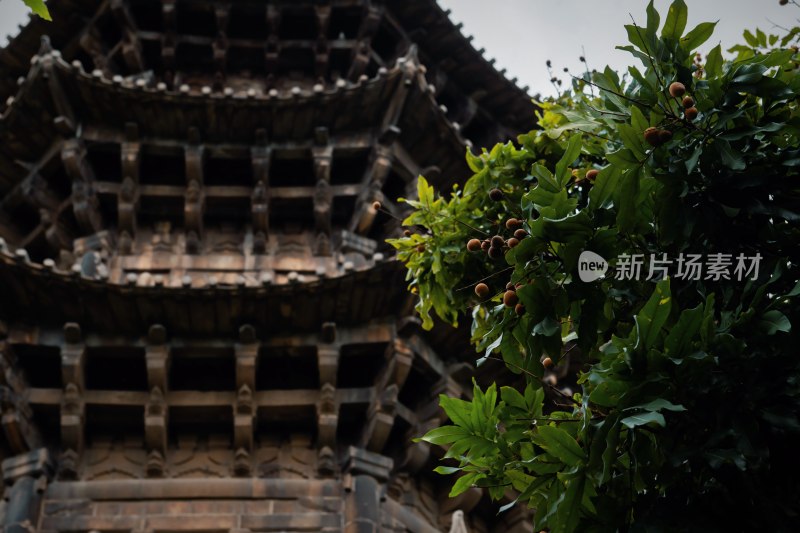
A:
[391,1,800,531]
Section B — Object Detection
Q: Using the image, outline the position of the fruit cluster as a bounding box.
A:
[467,219,528,260]
[643,82,698,147]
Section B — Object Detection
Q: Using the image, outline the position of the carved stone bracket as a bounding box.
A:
[61,323,85,391]
[145,324,170,392]
[236,325,258,391]
[145,387,168,461]
[63,139,103,234]
[60,382,84,454]
[316,382,338,450]
[234,385,254,454]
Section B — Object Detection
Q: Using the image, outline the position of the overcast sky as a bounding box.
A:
[0,0,796,96]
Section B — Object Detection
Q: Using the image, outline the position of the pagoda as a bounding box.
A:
[0,1,534,531]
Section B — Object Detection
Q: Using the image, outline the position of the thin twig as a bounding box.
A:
[456,266,515,292]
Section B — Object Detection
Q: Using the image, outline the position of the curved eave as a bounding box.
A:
[393,0,536,134]
[0,0,97,100]
[0,49,470,191]
[0,249,414,336]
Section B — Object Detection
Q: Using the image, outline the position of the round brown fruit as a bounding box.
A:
[467,239,482,252]
[505,218,522,229]
[515,303,525,316]
[372,201,381,211]
[542,357,554,370]
[658,129,673,144]
[490,235,505,248]
[474,283,490,299]
[503,290,519,307]
[682,95,695,108]
[489,188,503,201]
[506,282,515,290]
[685,107,698,121]
[416,244,425,253]
[644,127,661,147]
[488,246,503,259]
[586,169,599,181]
[668,81,686,97]
[780,0,788,5]
[514,229,527,240]
[403,229,411,237]
[481,240,491,251]
[507,237,519,248]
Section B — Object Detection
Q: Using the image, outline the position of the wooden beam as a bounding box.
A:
[0,343,42,454]
[145,324,170,392]
[59,382,84,455]
[110,0,145,72]
[251,130,271,253]
[348,126,399,235]
[234,384,254,459]
[316,382,338,450]
[144,387,168,475]
[313,127,333,256]
[62,139,103,234]
[60,323,85,391]
[213,4,229,77]
[184,180,204,254]
[78,27,111,75]
[235,325,258,391]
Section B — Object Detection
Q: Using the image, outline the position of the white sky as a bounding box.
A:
[0,0,797,96]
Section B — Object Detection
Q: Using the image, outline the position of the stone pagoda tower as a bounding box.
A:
[0,1,533,531]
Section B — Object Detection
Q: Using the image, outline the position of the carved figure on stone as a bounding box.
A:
[72,180,103,233]
[185,180,204,254]
[151,222,173,252]
[118,176,138,236]
[251,180,269,253]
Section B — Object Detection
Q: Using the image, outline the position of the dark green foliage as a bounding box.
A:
[391,2,800,531]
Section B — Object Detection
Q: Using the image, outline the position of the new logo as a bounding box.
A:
[578,251,608,282]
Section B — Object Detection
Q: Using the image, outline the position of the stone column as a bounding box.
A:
[342,447,393,533]
[2,448,53,532]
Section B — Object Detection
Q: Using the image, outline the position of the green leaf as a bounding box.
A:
[714,139,746,170]
[554,472,585,533]
[419,425,470,445]
[416,175,434,207]
[705,44,723,78]
[533,425,586,467]
[646,0,660,37]
[23,0,51,21]
[758,310,791,335]
[635,278,672,351]
[681,22,717,51]
[532,163,561,193]
[621,411,666,428]
[601,422,621,484]
[664,303,704,358]
[606,148,641,169]
[615,167,642,233]
[588,165,621,210]
[633,398,687,413]
[434,466,462,475]
[661,0,688,41]
[630,105,649,133]
[439,395,474,431]
[501,386,527,411]
[617,124,647,160]
[555,135,582,187]
[450,472,482,497]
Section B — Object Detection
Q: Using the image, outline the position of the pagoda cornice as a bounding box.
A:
[0,243,414,335]
[0,45,468,173]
